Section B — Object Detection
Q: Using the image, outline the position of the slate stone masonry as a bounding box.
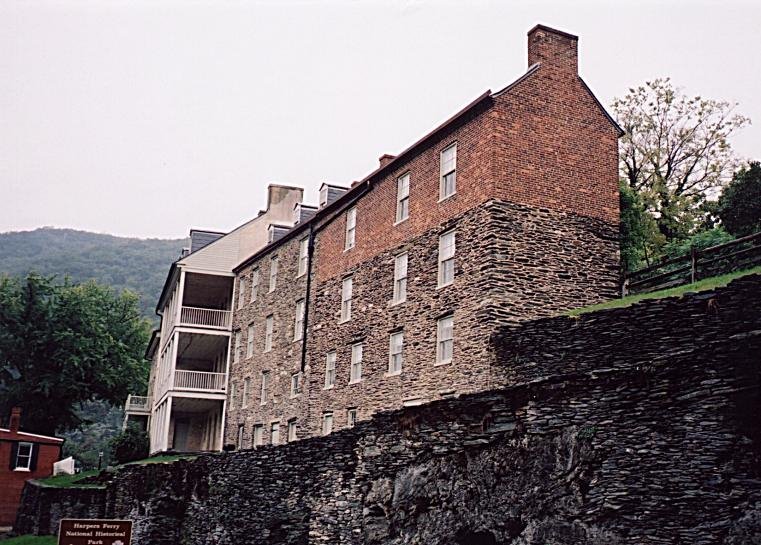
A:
[16,275,761,544]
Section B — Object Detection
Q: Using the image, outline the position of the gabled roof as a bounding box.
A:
[0,427,64,444]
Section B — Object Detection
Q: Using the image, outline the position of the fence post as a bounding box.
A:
[690,246,697,284]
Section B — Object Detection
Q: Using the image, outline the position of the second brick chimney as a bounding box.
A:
[527,24,578,74]
[9,407,21,433]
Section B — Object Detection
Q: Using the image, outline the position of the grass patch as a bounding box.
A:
[124,454,197,465]
[567,266,761,317]
[0,535,56,544]
[36,469,102,488]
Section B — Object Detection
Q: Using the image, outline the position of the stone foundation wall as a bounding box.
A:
[16,276,761,544]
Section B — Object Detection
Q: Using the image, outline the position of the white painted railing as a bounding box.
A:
[179,306,232,329]
[125,395,151,412]
[174,370,226,392]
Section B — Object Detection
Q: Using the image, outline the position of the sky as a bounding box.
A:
[1,0,759,239]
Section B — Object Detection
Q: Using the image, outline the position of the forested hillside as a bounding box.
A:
[0,228,186,318]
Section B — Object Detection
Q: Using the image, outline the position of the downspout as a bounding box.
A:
[300,222,315,373]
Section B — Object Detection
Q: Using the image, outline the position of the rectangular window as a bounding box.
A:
[291,372,301,397]
[396,173,410,222]
[340,276,353,322]
[350,342,363,383]
[242,377,250,408]
[436,315,454,364]
[253,424,264,447]
[294,299,305,341]
[237,424,244,449]
[251,268,260,302]
[319,186,329,207]
[270,422,280,445]
[229,382,236,410]
[324,351,336,388]
[264,315,274,352]
[388,331,404,375]
[287,419,297,442]
[246,324,255,358]
[322,412,334,435]
[438,230,456,287]
[297,237,309,277]
[15,442,33,470]
[440,143,457,199]
[393,253,408,304]
[233,331,242,364]
[238,278,246,309]
[345,207,357,250]
[269,256,279,292]
[347,408,358,428]
[260,371,270,404]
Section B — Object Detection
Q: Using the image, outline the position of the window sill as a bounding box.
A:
[338,318,351,325]
[343,246,355,253]
[13,467,31,472]
[384,371,402,378]
[434,359,452,366]
[438,192,457,203]
[389,299,406,307]
[393,217,408,227]
[348,379,362,385]
[323,385,334,390]
[293,337,303,343]
[436,281,454,290]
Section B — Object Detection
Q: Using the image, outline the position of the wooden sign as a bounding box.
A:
[58,519,132,545]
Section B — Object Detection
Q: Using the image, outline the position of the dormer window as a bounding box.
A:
[319,186,329,208]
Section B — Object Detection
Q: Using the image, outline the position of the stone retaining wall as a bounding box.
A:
[16,275,761,544]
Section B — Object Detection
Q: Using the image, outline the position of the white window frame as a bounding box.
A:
[238,278,246,309]
[253,424,264,447]
[269,256,279,292]
[14,442,33,471]
[438,230,456,288]
[436,315,454,365]
[287,419,297,442]
[251,268,260,302]
[290,372,301,397]
[439,142,457,200]
[350,342,363,383]
[392,253,408,304]
[345,207,357,250]
[347,408,358,428]
[294,299,305,341]
[260,371,270,405]
[340,276,353,323]
[396,173,410,223]
[264,315,274,352]
[322,412,334,435]
[246,324,255,358]
[297,237,309,277]
[233,330,242,364]
[270,422,280,445]
[388,331,404,375]
[324,351,336,389]
[242,377,250,408]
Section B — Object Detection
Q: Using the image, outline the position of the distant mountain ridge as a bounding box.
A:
[0,227,187,318]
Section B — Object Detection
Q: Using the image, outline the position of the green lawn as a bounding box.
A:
[36,454,197,488]
[567,266,761,317]
[0,536,56,544]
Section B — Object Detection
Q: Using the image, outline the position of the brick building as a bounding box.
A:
[0,408,63,527]
[224,24,622,447]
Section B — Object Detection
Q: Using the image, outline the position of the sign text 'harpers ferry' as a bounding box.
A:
[58,519,132,545]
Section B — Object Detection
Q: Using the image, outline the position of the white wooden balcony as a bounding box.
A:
[179,306,232,330]
[174,370,226,393]
[125,395,152,414]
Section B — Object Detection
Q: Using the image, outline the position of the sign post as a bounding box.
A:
[58,519,132,545]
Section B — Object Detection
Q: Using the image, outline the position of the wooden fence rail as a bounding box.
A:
[622,231,761,296]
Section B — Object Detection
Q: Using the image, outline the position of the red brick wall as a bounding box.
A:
[0,438,61,527]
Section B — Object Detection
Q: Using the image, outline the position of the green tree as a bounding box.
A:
[109,423,149,464]
[717,162,761,237]
[661,226,734,260]
[0,273,150,436]
[619,180,664,270]
[612,78,749,241]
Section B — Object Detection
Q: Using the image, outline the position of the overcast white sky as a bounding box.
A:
[1,0,759,239]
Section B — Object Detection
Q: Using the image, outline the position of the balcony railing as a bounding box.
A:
[125,395,152,413]
[179,306,232,330]
[174,370,226,392]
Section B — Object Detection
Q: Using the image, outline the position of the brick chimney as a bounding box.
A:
[379,154,396,168]
[527,24,578,74]
[9,407,21,433]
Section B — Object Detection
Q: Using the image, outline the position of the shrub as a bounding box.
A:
[109,424,149,464]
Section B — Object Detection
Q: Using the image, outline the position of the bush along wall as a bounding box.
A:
[16,275,761,545]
